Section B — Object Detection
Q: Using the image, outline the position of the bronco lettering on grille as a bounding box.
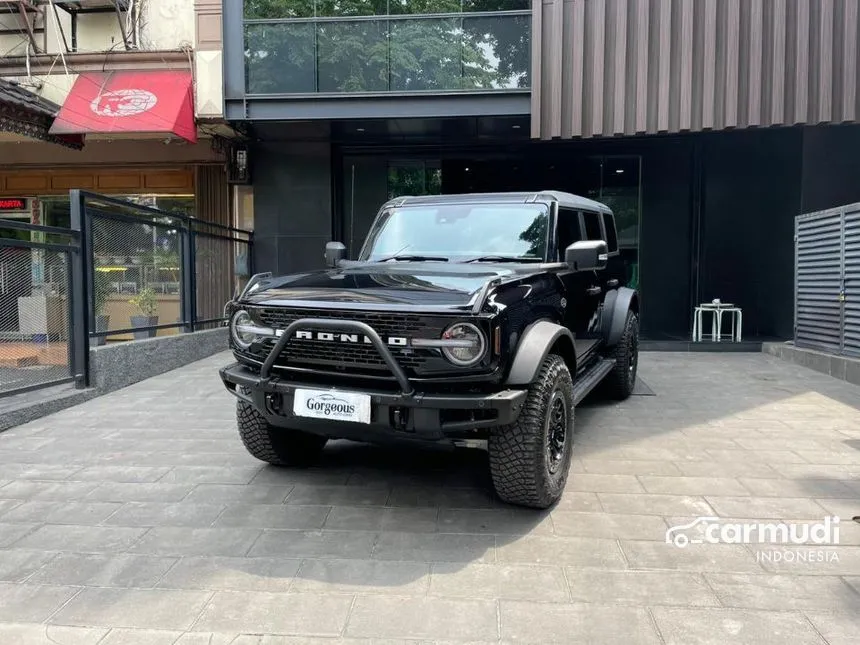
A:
[293,330,408,346]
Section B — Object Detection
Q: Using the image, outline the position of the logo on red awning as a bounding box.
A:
[90,89,158,117]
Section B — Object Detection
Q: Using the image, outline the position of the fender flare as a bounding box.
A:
[505,320,576,386]
[603,286,639,347]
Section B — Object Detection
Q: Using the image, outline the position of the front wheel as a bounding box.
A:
[488,353,575,509]
[602,310,640,400]
[236,401,327,466]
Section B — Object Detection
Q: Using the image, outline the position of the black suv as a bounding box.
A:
[219,191,640,509]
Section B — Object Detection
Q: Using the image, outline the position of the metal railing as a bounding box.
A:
[0,190,254,398]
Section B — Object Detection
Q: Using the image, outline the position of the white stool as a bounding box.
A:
[692,304,721,342]
[692,302,742,342]
[716,307,743,342]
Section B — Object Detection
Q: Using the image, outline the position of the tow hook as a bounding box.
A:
[392,407,410,432]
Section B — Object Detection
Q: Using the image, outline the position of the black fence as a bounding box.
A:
[0,190,253,397]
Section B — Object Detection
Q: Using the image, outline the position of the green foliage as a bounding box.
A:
[129,287,158,317]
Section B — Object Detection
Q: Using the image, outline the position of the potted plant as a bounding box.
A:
[128,286,159,340]
[92,269,111,347]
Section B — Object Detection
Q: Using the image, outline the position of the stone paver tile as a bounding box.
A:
[774,463,860,480]
[553,491,603,512]
[27,553,177,588]
[500,600,660,644]
[673,460,779,478]
[495,535,625,568]
[738,477,858,498]
[638,476,750,496]
[345,596,498,641]
[437,508,554,535]
[798,451,860,465]
[430,562,567,601]
[815,497,859,519]
[0,480,100,501]
[804,612,860,645]
[70,466,173,483]
[249,467,351,486]
[249,529,378,559]
[0,624,107,645]
[385,485,497,509]
[551,511,667,541]
[176,634,266,645]
[323,506,438,533]
[706,573,860,612]
[0,549,58,582]
[0,522,38,547]
[619,446,709,462]
[0,583,80,622]
[293,558,429,595]
[371,532,495,563]
[705,496,830,519]
[565,568,719,606]
[567,473,645,493]
[193,591,352,636]
[705,449,809,464]
[157,556,300,592]
[183,484,291,505]
[620,540,764,573]
[649,606,826,645]
[3,464,85,480]
[0,499,21,517]
[756,546,858,575]
[86,483,194,503]
[597,493,716,516]
[285,485,391,506]
[214,504,330,530]
[103,502,226,528]
[49,588,212,631]
[98,628,183,645]
[157,466,261,486]
[1,501,122,525]
[128,527,261,557]
[580,459,683,476]
[12,525,147,553]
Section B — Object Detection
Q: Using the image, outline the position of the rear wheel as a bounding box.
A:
[602,310,639,400]
[488,353,574,509]
[236,401,327,466]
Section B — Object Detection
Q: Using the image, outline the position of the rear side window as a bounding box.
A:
[601,211,618,253]
[582,211,603,241]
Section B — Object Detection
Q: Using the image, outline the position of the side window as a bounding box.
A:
[582,211,603,241]
[556,207,583,259]
[601,211,619,253]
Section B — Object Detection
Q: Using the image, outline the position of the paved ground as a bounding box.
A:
[0,351,859,644]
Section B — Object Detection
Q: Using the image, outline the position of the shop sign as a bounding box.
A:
[0,198,27,211]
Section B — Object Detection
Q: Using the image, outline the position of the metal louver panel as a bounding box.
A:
[843,208,860,357]
[795,211,843,353]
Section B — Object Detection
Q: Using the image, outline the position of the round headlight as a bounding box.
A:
[230,310,256,349]
[441,322,486,366]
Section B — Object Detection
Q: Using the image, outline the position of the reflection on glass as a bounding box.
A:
[245,23,315,94]
[462,15,530,89]
[389,0,463,14]
[387,162,442,199]
[244,0,315,18]
[388,18,462,91]
[317,20,388,92]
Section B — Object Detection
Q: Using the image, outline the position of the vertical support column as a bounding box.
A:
[68,190,89,388]
[180,222,196,333]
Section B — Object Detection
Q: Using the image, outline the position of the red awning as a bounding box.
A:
[48,70,197,143]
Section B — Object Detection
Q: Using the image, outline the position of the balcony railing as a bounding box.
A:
[243,10,531,95]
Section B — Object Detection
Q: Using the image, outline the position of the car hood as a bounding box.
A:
[241,263,519,311]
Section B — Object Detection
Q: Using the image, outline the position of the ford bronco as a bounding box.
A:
[219,191,639,509]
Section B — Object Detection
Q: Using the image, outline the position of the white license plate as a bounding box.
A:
[292,388,371,424]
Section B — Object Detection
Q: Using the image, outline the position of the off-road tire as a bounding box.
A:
[236,401,327,466]
[602,310,639,400]
[488,353,574,509]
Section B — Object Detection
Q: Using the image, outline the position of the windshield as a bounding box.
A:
[359,203,549,262]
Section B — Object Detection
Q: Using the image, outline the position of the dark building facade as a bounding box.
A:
[224,0,860,341]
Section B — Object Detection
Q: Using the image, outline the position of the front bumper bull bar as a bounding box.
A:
[219,317,527,436]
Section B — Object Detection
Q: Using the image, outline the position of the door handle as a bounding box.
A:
[586,286,602,295]
[606,279,619,287]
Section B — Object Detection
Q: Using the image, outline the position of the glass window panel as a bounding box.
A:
[245,22,316,93]
[582,211,602,241]
[462,0,529,11]
[317,20,389,92]
[315,0,388,17]
[389,18,462,91]
[601,211,618,253]
[462,15,530,89]
[244,0,315,19]
[389,0,463,14]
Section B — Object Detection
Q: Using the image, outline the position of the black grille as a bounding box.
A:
[253,307,445,374]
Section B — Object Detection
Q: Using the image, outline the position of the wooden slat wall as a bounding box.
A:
[532,0,860,139]
[0,168,194,196]
[193,164,234,326]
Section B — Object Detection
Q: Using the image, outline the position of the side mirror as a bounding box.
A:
[565,240,608,272]
[324,241,347,268]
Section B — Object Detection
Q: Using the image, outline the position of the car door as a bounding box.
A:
[556,207,598,337]
[577,210,608,337]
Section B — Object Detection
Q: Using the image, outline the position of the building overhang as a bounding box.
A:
[0,79,84,149]
[0,50,190,77]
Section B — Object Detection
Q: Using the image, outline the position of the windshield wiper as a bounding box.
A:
[377,254,449,262]
[463,255,542,263]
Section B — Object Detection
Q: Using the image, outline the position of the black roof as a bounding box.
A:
[382,191,613,214]
[0,78,62,118]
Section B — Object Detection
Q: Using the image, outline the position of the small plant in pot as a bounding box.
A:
[93,270,111,347]
[128,287,159,340]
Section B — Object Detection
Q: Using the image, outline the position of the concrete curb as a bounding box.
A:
[762,341,860,386]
